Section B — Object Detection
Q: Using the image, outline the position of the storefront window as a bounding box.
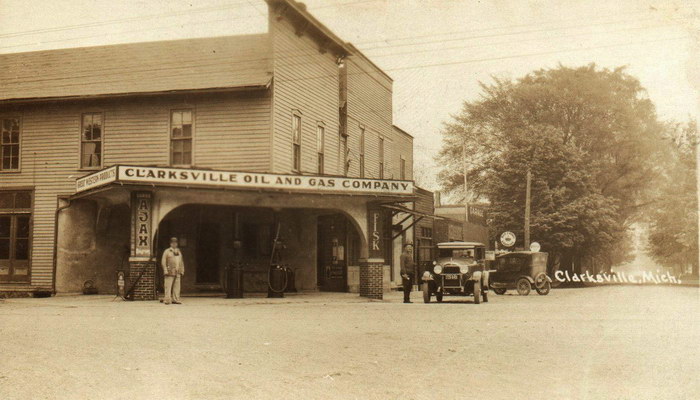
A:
[0,190,32,282]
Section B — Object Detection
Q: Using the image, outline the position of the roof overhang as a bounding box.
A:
[74,165,416,199]
[0,82,271,106]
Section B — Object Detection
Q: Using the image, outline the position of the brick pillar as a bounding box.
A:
[129,260,157,300]
[128,191,156,300]
[360,259,384,299]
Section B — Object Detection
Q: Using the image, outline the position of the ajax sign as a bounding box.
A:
[500,231,516,247]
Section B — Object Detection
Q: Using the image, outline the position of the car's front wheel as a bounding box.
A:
[436,291,443,303]
[516,278,531,296]
[493,287,507,295]
[473,281,481,304]
[482,286,488,303]
[422,282,431,303]
[535,274,551,295]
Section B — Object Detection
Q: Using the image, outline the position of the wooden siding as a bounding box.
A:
[345,55,393,179]
[269,13,340,175]
[0,91,271,288]
[0,34,272,101]
[393,126,414,181]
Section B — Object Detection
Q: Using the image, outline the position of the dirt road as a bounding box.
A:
[1,285,698,400]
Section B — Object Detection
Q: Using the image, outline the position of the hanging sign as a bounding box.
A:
[131,191,153,258]
[500,231,516,247]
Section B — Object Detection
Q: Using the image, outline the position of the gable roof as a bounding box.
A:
[0,34,272,102]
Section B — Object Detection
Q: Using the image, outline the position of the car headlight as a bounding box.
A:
[460,265,469,274]
[434,265,443,274]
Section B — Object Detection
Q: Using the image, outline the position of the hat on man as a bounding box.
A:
[170,237,178,243]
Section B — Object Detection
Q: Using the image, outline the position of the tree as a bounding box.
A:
[646,120,698,276]
[437,64,667,273]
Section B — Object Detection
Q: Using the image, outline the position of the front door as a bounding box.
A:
[317,214,347,292]
[196,222,220,284]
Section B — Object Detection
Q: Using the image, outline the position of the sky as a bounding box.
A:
[1,0,698,190]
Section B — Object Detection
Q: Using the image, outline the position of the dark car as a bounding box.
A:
[489,251,551,295]
[421,242,489,304]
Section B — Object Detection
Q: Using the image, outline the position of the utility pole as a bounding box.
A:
[463,141,468,224]
[524,168,532,249]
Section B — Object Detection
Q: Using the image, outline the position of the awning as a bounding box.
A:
[381,204,444,240]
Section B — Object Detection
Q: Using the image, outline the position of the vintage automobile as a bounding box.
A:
[489,251,551,295]
[421,242,489,304]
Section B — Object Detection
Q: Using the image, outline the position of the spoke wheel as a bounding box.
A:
[516,278,531,296]
[535,274,551,295]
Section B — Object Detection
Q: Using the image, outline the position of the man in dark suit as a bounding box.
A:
[400,243,415,303]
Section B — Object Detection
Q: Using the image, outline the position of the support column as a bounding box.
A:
[360,205,386,300]
[128,191,156,300]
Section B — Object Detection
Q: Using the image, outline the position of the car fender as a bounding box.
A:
[482,270,490,288]
[520,275,535,284]
[422,271,433,281]
[470,271,482,282]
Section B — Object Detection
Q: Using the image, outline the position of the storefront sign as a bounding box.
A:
[468,205,487,226]
[131,192,153,258]
[76,165,414,196]
[75,167,117,192]
[367,207,384,259]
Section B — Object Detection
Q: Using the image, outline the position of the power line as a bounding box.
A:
[0,0,253,39]
[359,15,686,52]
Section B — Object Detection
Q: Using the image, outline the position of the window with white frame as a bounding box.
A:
[1,118,20,171]
[81,113,103,169]
[359,126,365,178]
[378,135,385,179]
[170,110,193,166]
[317,123,325,174]
[292,113,302,172]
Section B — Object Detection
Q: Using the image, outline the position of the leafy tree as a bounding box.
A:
[646,120,698,276]
[438,64,667,273]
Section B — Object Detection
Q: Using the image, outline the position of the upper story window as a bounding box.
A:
[171,110,193,166]
[359,126,365,178]
[1,118,20,171]
[378,135,385,179]
[316,123,325,175]
[400,156,406,180]
[81,113,103,169]
[292,113,302,172]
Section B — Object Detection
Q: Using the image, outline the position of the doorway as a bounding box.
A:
[317,214,348,292]
[196,222,220,284]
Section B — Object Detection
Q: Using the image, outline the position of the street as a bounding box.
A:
[1,285,698,400]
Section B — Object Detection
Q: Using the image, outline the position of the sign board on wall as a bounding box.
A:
[367,207,385,260]
[76,165,414,196]
[131,191,153,258]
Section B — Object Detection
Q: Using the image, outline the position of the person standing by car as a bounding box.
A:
[161,237,185,305]
[400,243,416,303]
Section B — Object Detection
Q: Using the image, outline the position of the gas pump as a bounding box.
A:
[267,221,288,298]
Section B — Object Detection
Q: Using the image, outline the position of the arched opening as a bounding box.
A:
[154,203,365,294]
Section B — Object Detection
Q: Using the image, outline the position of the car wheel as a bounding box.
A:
[493,288,507,295]
[473,282,481,304]
[516,278,531,296]
[436,292,443,303]
[482,286,488,303]
[535,274,551,295]
[422,282,431,303]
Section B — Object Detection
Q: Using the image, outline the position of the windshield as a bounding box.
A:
[438,249,474,259]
